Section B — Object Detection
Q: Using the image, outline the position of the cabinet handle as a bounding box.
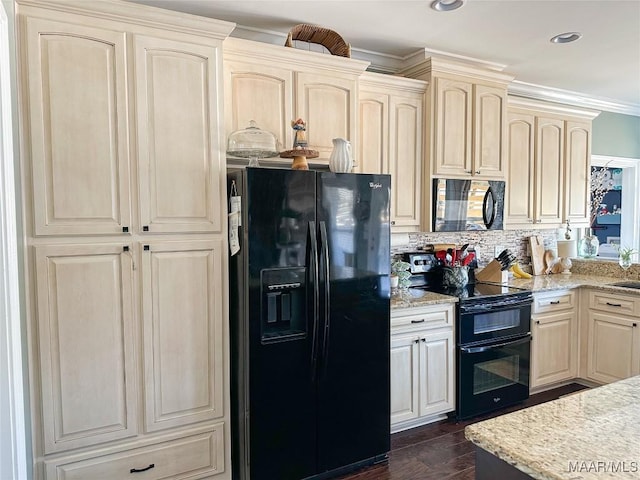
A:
[411,319,425,324]
[606,302,622,307]
[528,219,534,223]
[130,464,155,473]
[421,338,426,342]
[536,219,542,223]
[549,301,560,305]
[143,225,149,232]
[122,226,129,233]
[475,170,480,174]
[465,170,472,174]
[414,339,420,344]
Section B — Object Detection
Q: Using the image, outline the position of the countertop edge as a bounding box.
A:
[392,274,639,310]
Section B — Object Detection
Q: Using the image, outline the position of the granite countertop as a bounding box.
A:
[465,375,640,480]
[391,274,639,309]
[390,288,458,309]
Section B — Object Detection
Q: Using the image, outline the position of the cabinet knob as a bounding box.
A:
[536,320,540,324]
[391,221,396,225]
[465,170,472,174]
[414,339,420,344]
[421,338,426,342]
[143,225,149,232]
[475,170,480,174]
[122,226,129,233]
[633,323,637,327]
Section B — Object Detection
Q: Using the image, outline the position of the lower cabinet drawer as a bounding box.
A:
[45,427,225,480]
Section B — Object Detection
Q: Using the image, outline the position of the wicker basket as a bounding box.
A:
[285,24,351,58]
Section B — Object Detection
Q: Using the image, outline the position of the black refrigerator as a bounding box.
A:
[228,167,391,480]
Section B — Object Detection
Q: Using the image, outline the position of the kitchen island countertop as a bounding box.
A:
[465,375,640,479]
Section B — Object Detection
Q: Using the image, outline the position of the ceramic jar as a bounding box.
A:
[328,138,353,173]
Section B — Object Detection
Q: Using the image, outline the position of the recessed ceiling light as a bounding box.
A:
[550,32,583,44]
[431,0,466,12]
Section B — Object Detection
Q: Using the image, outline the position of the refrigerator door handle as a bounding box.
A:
[309,221,320,381]
[319,221,331,378]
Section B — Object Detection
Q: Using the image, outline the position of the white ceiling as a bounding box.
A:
[128,0,640,115]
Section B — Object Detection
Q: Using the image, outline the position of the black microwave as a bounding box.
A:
[432,178,505,231]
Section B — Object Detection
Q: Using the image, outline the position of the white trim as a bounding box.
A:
[0,2,27,479]
[591,155,640,256]
[509,81,640,117]
[228,25,640,116]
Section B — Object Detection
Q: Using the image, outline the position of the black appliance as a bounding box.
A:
[432,178,505,231]
[228,168,391,480]
[402,252,532,419]
[456,290,532,419]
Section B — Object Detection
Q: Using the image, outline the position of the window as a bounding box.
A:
[590,155,640,261]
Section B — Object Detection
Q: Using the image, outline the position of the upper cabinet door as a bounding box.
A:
[357,90,388,175]
[433,77,473,176]
[224,61,294,153]
[389,95,423,231]
[535,116,564,224]
[473,84,506,177]
[563,120,592,226]
[505,111,536,225]
[295,72,357,159]
[135,36,224,234]
[24,18,131,236]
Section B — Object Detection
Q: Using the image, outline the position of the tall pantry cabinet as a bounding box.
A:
[16,1,234,478]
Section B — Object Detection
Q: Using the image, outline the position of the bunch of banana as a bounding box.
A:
[510,263,532,279]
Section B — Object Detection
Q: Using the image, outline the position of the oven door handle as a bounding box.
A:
[460,334,531,354]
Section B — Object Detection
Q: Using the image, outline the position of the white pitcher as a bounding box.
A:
[328,138,353,173]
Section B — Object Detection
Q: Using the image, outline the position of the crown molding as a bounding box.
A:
[227,25,640,117]
[16,0,236,39]
[509,81,640,117]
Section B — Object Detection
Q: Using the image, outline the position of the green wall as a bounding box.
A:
[592,112,640,158]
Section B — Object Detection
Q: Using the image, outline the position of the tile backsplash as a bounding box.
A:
[392,229,561,271]
[392,230,639,279]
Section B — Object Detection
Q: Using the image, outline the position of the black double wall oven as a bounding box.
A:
[456,287,532,419]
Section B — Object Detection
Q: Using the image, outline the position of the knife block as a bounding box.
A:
[475,259,508,283]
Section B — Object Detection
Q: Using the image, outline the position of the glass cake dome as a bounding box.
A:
[226,120,279,166]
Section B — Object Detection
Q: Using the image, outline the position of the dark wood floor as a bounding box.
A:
[337,383,589,480]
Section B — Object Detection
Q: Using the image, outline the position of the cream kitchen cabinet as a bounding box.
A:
[33,243,138,454]
[22,6,227,236]
[223,37,368,163]
[401,58,513,181]
[505,98,598,228]
[358,73,426,232]
[141,239,225,433]
[431,78,508,178]
[18,1,233,479]
[530,290,578,389]
[563,120,592,226]
[585,290,640,384]
[390,305,455,432]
